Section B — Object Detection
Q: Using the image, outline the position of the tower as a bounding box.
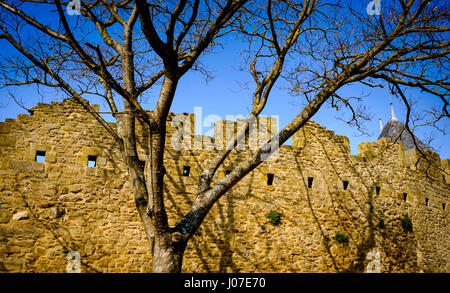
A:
[378,103,425,151]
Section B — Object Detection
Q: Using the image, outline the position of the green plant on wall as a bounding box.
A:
[266,210,283,226]
[334,233,349,244]
[401,215,413,231]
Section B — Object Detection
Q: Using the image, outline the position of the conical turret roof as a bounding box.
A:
[378,103,425,151]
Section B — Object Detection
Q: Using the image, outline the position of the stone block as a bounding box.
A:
[12,211,29,221]
[2,260,22,272]
[49,207,64,219]
[0,123,11,134]
[24,150,36,161]
[96,168,107,179]
[336,135,350,153]
[0,135,16,147]
[82,146,103,156]
[0,210,12,223]
[0,158,7,170]
[418,196,429,206]
[0,169,16,175]
[45,152,57,163]
[70,184,83,193]
[78,155,88,166]
[86,167,97,176]
[97,156,107,166]
[90,104,100,112]
[35,144,51,152]
[17,113,31,121]
[43,123,59,131]
[8,160,44,172]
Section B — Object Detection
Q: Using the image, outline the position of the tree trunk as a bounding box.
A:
[152,234,186,273]
[146,73,182,272]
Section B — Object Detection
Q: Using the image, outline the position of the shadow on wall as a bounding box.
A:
[0,140,152,273]
[0,182,102,273]
[163,127,428,272]
[293,130,420,273]
[163,147,254,273]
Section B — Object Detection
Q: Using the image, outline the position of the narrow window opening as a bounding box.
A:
[244,127,250,146]
[443,174,446,182]
[35,151,46,163]
[375,186,381,195]
[442,203,446,211]
[403,193,407,202]
[139,160,146,171]
[225,170,231,176]
[88,155,97,168]
[307,177,314,189]
[343,181,349,190]
[183,166,190,176]
[267,173,274,186]
[425,197,429,207]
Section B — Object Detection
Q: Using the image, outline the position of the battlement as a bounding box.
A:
[2,97,444,155]
[1,97,448,180]
[165,110,279,152]
[1,97,448,181]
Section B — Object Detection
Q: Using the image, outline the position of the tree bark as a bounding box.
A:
[146,73,181,272]
[152,233,186,273]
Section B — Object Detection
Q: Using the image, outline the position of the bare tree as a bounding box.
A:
[0,0,448,272]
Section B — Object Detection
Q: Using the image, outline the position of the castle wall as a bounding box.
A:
[0,99,448,272]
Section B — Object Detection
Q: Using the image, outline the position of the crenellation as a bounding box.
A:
[0,98,448,273]
[214,119,239,150]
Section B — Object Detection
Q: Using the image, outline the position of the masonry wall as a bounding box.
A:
[0,98,448,273]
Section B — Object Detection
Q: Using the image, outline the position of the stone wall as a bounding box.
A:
[0,98,448,273]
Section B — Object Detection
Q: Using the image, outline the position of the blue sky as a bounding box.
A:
[0,1,448,159]
[164,37,449,159]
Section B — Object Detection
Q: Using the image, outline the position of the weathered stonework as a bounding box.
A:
[0,98,448,273]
